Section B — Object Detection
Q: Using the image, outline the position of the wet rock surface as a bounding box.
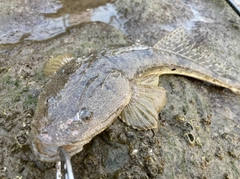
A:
[0,0,240,178]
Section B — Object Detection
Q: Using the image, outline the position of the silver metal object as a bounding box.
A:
[56,147,74,179]
[226,0,240,16]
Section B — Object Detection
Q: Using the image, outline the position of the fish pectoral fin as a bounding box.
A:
[43,54,74,76]
[119,84,167,130]
[136,74,159,86]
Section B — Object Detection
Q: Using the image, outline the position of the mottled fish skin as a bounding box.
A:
[31,28,240,162]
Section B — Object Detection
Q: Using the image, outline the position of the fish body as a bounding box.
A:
[31,28,240,162]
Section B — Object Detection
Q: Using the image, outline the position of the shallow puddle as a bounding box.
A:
[0,0,126,44]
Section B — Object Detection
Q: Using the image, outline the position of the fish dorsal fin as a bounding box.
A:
[119,84,166,130]
[154,28,240,81]
[153,27,211,62]
[43,54,74,76]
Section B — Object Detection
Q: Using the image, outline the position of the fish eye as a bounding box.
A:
[79,107,93,121]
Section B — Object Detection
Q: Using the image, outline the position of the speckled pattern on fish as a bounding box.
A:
[31,28,240,162]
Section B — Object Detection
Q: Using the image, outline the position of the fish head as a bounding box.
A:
[31,62,131,162]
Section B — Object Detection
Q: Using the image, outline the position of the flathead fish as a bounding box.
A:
[31,28,240,162]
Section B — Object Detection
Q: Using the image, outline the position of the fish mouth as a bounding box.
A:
[31,137,88,162]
